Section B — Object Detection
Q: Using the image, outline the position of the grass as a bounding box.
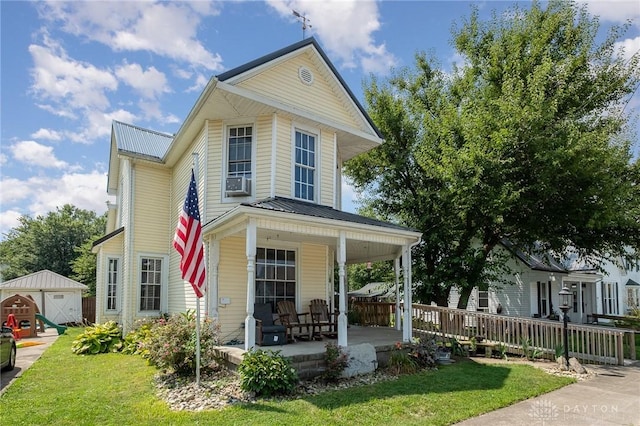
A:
[0,328,575,426]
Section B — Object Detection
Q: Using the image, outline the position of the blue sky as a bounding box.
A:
[1,0,639,238]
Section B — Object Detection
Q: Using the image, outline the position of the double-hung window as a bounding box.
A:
[255,248,296,310]
[477,290,489,312]
[228,125,252,179]
[106,258,119,311]
[140,257,163,312]
[294,130,316,201]
[602,282,619,315]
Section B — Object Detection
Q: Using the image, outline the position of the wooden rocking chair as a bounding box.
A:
[276,300,312,342]
[309,299,338,339]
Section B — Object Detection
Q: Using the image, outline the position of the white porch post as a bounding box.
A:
[337,231,348,347]
[577,281,583,323]
[402,245,412,342]
[209,239,220,320]
[394,256,401,331]
[244,219,257,350]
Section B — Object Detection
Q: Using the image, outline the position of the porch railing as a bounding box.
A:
[350,302,635,365]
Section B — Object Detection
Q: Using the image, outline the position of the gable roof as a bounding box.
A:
[217,37,382,139]
[0,270,88,290]
[500,240,567,273]
[626,279,640,286]
[112,121,173,161]
[239,196,417,232]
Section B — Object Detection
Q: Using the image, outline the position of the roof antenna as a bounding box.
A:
[292,10,311,40]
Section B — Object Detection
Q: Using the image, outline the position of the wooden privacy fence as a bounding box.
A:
[409,304,635,365]
[82,296,96,325]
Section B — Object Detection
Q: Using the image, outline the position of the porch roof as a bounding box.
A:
[202,197,421,263]
[242,197,418,233]
[626,279,640,286]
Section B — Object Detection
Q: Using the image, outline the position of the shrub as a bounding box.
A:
[71,321,123,355]
[143,311,221,375]
[407,337,438,369]
[122,318,156,356]
[323,342,349,381]
[238,349,298,397]
[387,342,418,375]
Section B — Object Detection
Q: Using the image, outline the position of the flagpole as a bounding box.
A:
[193,153,201,387]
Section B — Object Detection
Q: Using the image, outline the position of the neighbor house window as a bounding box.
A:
[602,282,619,315]
[106,258,119,311]
[294,130,316,201]
[627,287,640,313]
[255,248,296,309]
[477,290,489,312]
[140,257,162,311]
[228,125,252,178]
[537,281,550,316]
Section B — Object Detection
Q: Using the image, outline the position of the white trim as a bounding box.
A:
[105,256,122,313]
[221,120,257,203]
[202,120,209,223]
[270,113,278,198]
[291,122,320,203]
[332,132,338,209]
[135,253,169,317]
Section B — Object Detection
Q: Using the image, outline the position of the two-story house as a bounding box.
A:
[92,38,422,350]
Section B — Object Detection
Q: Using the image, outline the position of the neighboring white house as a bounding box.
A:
[92,37,422,349]
[450,241,640,324]
[0,270,88,324]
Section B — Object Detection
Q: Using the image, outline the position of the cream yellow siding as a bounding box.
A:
[299,243,329,307]
[205,120,224,220]
[168,126,208,314]
[133,166,172,254]
[217,237,249,340]
[237,52,361,130]
[274,116,293,197]
[254,115,272,198]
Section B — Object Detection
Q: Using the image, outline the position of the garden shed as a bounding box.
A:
[0,270,88,324]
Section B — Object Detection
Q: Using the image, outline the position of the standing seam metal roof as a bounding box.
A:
[240,197,418,232]
[112,120,173,161]
[0,270,88,290]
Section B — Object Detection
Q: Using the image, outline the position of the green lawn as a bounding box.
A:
[0,328,574,426]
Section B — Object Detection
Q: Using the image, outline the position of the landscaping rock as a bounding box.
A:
[342,343,377,378]
[556,356,569,370]
[569,357,587,374]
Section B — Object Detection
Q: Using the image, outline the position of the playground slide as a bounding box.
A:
[35,313,67,335]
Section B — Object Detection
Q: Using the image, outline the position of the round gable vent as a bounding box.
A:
[298,66,314,85]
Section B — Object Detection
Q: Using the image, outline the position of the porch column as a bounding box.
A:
[394,256,401,331]
[209,239,220,319]
[244,219,257,350]
[337,231,348,347]
[578,281,583,323]
[402,245,412,342]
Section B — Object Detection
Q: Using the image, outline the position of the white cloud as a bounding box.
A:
[39,1,224,71]
[186,73,210,93]
[266,0,397,74]
[10,140,69,169]
[615,36,640,62]
[0,171,111,236]
[577,1,640,27]
[0,153,7,165]
[0,210,23,237]
[66,109,138,144]
[341,177,359,213]
[116,62,170,99]
[31,128,63,141]
[29,43,118,111]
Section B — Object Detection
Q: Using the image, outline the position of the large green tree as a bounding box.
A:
[0,205,106,293]
[345,1,640,308]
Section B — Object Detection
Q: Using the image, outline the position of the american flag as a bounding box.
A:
[173,170,206,298]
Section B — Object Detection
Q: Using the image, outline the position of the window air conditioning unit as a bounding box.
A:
[225,176,251,196]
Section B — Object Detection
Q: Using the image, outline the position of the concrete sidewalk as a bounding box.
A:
[0,327,60,394]
[456,361,640,426]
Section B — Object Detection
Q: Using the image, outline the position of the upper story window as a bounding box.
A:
[228,125,253,179]
[294,129,316,201]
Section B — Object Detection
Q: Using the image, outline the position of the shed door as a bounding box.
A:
[44,292,79,324]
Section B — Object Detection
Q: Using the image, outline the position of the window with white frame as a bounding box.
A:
[477,290,489,312]
[255,248,296,310]
[106,258,119,311]
[602,281,619,315]
[227,125,253,178]
[139,257,163,312]
[538,281,549,316]
[627,287,640,313]
[294,129,316,201]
